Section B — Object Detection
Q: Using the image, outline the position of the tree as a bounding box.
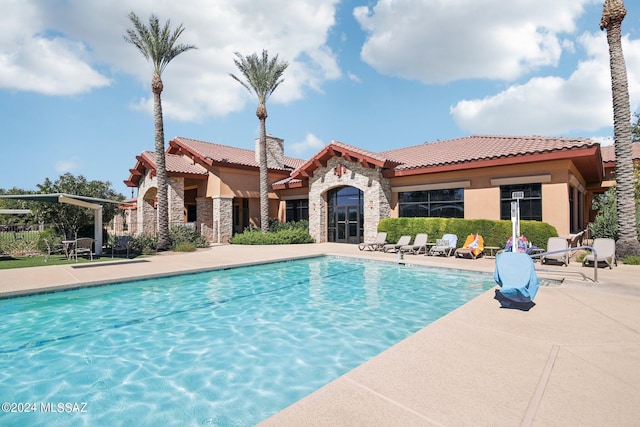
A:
[32,173,124,239]
[230,50,288,233]
[600,0,640,257]
[124,12,196,250]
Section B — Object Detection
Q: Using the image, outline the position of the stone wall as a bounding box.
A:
[255,135,284,169]
[212,196,233,243]
[308,156,391,243]
[168,177,184,225]
[196,197,213,241]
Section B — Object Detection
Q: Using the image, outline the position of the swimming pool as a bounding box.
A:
[0,256,495,426]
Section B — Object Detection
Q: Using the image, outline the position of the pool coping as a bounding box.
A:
[2,242,639,425]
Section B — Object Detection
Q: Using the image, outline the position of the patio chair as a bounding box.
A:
[429,234,458,257]
[582,238,616,269]
[493,251,539,311]
[399,233,429,255]
[357,232,387,251]
[382,235,412,253]
[454,234,484,259]
[540,237,569,266]
[111,235,132,258]
[73,237,95,261]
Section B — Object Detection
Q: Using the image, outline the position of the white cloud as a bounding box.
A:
[0,0,342,121]
[450,33,640,135]
[0,1,110,95]
[353,0,598,83]
[288,133,325,156]
[55,158,79,173]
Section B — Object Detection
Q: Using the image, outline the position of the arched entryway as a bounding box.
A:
[327,186,363,243]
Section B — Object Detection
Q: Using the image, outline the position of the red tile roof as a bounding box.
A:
[601,142,640,163]
[380,135,598,171]
[169,137,306,171]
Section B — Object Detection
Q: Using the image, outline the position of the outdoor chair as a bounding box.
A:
[382,235,411,253]
[111,235,132,258]
[358,232,387,251]
[540,237,569,266]
[399,233,429,255]
[429,234,458,257]
[582,238,616,269]
[73,237,95,261]
[454,234,484,259]
[43,239,64,263]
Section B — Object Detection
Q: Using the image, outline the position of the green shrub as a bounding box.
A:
[170,225,209,249]
[231,220,314,245]
[172,242,197,252]
[130,234,157,254]
[377,218,558,249]
[622,255,640,265]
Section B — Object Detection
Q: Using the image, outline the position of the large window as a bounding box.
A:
[286,199,309,222]
[500,183,542,221]
[398,188,464,218]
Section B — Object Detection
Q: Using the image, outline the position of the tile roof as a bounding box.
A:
[140,151,208,176]
[379,135,598,171]
[601,142,640,163]
[171,137,306,171]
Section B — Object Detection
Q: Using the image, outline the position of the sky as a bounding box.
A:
[1,0,640,198]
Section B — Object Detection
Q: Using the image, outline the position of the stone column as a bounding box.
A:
[213,197,233,243]
[168,177,185,227]
[197,197,214,242]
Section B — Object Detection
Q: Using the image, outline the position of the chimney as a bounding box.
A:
[255,135,285,169]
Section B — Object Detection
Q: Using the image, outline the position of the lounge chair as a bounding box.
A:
[454,234,484,259]
[582,238,616,269]
[493,251,539,311]
[540,237,569,266]
[382,235,412,253]
[358,232,387,251]
[399,233,429,255]
[111,235,132,258]
[73,237,95,261]
[429,233,458,257]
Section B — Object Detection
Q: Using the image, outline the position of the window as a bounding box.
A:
[500,183,542,221]
[286,199,309,222]
[398,188,464,218]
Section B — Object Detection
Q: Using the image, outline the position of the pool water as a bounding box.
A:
[0,256,495,426]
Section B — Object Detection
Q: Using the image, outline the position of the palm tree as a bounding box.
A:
[230,50,288,233]
[600,0,640,258]
[124,12,196,250]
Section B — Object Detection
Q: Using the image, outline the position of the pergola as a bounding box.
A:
[0,193,121,255]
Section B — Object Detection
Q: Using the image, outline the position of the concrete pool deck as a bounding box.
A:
[1,243,639,426]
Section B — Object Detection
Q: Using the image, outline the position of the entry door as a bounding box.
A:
[336,205,361,243]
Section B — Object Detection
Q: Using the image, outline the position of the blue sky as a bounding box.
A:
[1,0,640,198]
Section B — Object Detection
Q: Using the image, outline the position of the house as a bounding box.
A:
[125,134,608,244]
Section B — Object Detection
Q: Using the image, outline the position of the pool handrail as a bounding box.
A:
[529,245,598,283]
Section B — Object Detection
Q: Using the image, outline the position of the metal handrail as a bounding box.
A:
[529,245,598,283]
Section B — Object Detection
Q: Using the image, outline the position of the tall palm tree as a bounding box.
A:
[124,12,196,250]
[600,0,640,258]
[230,50,288,233]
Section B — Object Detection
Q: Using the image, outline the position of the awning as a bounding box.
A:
[0,193,122,255]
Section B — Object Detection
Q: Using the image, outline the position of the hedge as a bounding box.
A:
[377,218,558,250]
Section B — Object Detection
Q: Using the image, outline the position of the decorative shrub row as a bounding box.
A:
[230,220,314,245]
[377,217,558,249]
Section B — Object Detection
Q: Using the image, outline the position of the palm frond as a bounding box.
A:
[124,11,196,75]
[230,50,288,104]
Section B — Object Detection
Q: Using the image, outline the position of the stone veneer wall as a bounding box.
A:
[168,177,184,226]
[212,196,233,243]
[255,135,284,169]
[308,156,391,243]
[137,173,158,236]
[196,197,214,241]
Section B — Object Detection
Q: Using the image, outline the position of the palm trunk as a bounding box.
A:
[258,107,269,234]
[603,2,640,258]
[153,74,170,250]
